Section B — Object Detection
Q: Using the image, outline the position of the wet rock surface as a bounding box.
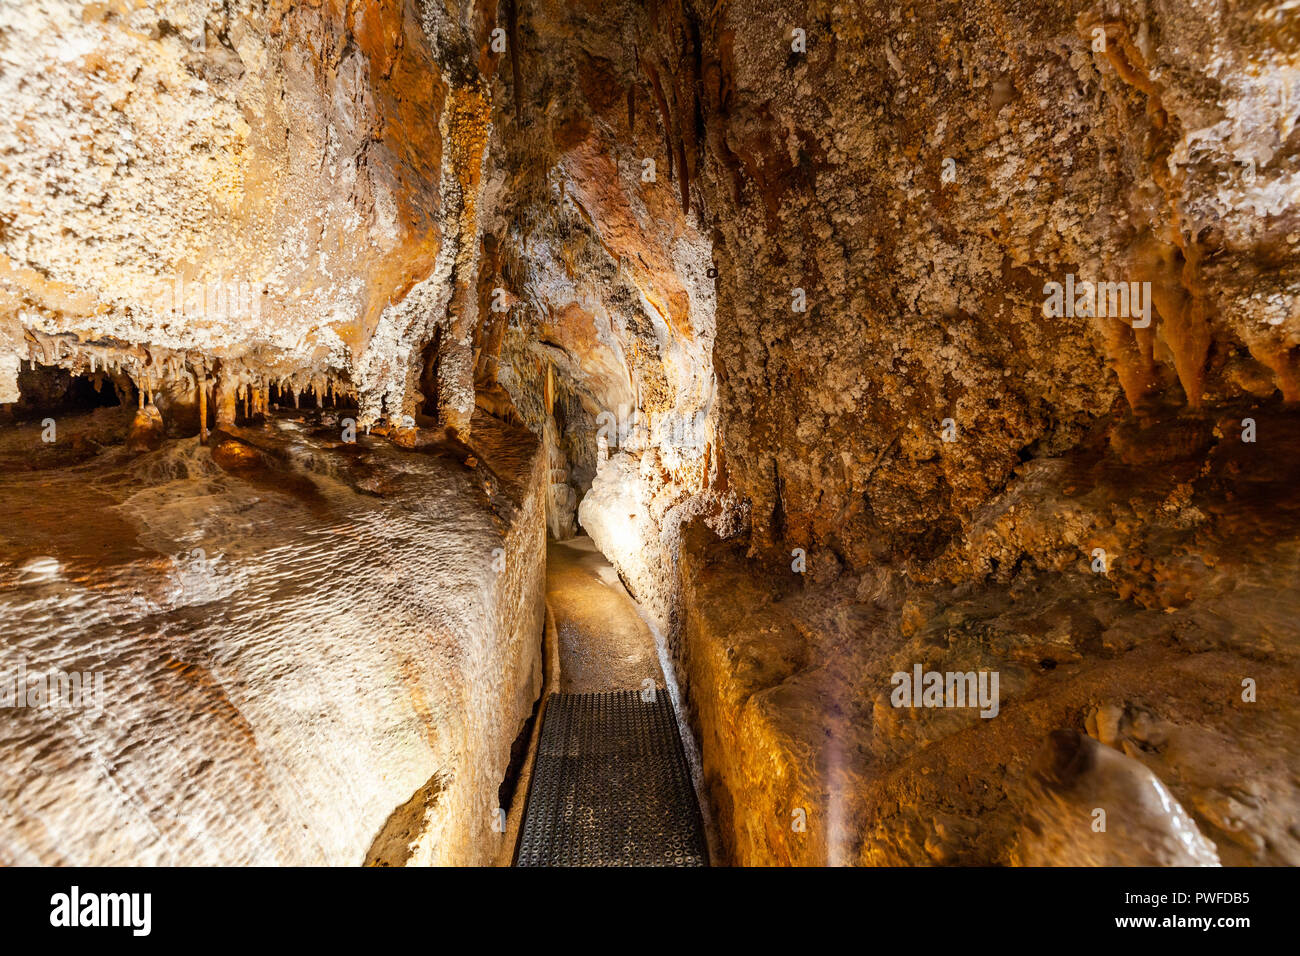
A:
[547,536,662,695]
[0,409,544,866]
[2,0,1298,868]
[676,407,1300,865]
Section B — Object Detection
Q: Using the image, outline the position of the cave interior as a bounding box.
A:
[1,0,1298,868]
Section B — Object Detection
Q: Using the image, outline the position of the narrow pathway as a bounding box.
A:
[546,536,662,693]
[512,536,709,866]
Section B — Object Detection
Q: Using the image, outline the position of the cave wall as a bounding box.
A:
[472,0,1297,624]
[0,412,545,866]
[2,0,1298,868]
[0,0,501,429]
[465,0,725,560]
[691,0,1299,573]
[4,3,1296,576]
[0,1,553,867]
[479,0,1300,866]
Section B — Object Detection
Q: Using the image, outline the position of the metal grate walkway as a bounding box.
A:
[514,690,709,866]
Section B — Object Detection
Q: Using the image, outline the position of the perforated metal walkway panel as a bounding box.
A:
[514,690,709,867]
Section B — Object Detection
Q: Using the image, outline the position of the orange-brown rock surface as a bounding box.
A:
[2,0,1298,867]
[1,0,502,429]
[477,0,1300,866]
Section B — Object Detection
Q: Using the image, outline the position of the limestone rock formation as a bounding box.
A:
[0,411,544,866]
[2,0,1298,867]
[1015,731,1221,866]
[1,0,496,428]
[482,0,1300,867]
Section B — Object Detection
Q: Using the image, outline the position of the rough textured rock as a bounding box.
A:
[2,0,1298,868]
[0,410,545,865]
[477,0,1300,866]
[675,0,1300,570]
[675,406,1300,866]
[1,0,499,428]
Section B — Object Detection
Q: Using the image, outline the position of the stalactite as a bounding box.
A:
[506,0,524,123]
[644,61,674,182]
[196,364,208,446]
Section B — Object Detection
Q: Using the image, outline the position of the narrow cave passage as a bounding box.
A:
[546,536,662,695]
[506,535,712,865]
[2,0,1299,902]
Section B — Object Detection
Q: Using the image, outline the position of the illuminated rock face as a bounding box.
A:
[484,0,1300,867]
[0,0,496,428]
[3,0,1299,868]
[680,0,1300,572]
[673,409,1300,866]
[0,412,544,866]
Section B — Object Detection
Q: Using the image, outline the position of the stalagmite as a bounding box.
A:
[214,366,238,428]
[196,364,208,446]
